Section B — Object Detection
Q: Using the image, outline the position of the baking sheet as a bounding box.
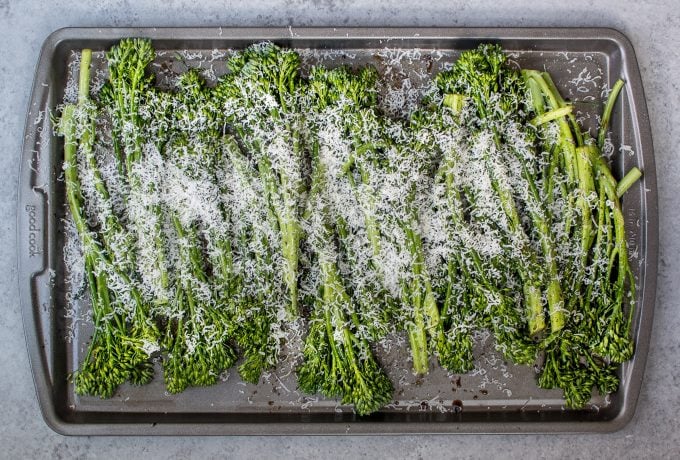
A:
[18,27,657,434]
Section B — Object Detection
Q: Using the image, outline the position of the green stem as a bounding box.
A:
[78,49,92,104]
[616,167,642,197]
[482,137,547,335]
[443,93,465,112]
[598,79,626,150]
[531,106,573,126]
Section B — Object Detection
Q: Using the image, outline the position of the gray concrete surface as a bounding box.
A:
[1,1,678,458]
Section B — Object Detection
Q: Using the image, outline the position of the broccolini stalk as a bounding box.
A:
[351,115,440,376]
[160,157,238,392]
[305,65,397,341]
[523,70,594,321]
[104,38,170,306]
[529,73,637,347]
[215,43,305,318]
[79,52,161,384]
[538,147,634,407]
[598,79,626,150]
[436,45,557,336]
[591,79,638,363]
[222,136,285,383]
[297,137,393,415]
[144,69,239,392]
[423,105,537,367]
[523,70,639,407]
[427,118,476,371]
[163,69,238,299]
[162,214,236,393]
[305,65,439,374]
[61,50,157,397]
[586,146,635,363]
[166,66,287,386]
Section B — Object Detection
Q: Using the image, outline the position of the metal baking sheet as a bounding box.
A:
[18,27,657,435]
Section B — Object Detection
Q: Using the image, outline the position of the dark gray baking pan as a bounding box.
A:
[18,27,657,435]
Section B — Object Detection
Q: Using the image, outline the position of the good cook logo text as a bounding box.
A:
[25,205,42,257]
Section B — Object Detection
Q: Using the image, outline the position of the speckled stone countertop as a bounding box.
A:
[1,1,678,458]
